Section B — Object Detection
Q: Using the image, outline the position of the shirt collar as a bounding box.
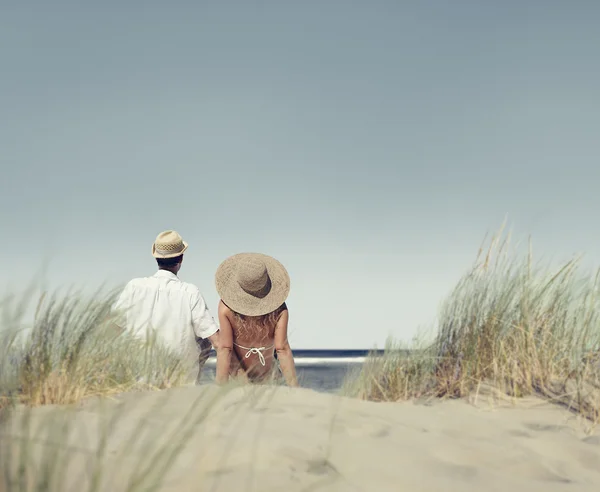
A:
[153,270,180,280]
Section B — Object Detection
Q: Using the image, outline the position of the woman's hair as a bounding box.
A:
[230,302,287,343]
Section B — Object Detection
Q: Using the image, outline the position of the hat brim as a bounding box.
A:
[215,253,290,316]
[151,241,188,259]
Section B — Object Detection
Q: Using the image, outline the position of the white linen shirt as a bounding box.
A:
[112,270,218,355]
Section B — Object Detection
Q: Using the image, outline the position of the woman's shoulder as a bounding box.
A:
[218,299,233,316]
[275,302,288,318]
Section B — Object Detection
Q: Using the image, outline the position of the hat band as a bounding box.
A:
[155,244,184,255]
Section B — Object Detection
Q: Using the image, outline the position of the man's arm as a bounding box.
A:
[191,291,220,347]
[191,293,245,376]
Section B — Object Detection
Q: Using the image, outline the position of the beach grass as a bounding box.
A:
[0,286,194,410]
[344,225,600,423]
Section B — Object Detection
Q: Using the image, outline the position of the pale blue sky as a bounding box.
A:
[1,1,599,348]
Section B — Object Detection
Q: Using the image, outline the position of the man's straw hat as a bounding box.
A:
[215,253,290,316]
[151,230,189,259]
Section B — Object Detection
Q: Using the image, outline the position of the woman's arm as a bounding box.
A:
[274,308,298,387]
[215,301,233,384]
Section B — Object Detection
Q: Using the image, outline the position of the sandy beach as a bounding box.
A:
[2,385,599,492]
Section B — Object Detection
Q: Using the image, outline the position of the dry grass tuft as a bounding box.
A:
[346,225,600,423]
[0,286,192,409]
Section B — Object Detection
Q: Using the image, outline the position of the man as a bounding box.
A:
[112,230,220,383]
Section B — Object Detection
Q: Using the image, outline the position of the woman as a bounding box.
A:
[214,252,298,386]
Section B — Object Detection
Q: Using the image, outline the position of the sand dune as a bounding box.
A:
[1,385,599,491]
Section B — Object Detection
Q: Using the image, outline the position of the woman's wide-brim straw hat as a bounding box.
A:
[151,230,189,259]
[215,252,290,317]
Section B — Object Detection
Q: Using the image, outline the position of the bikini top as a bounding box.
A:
[233,342,274,367]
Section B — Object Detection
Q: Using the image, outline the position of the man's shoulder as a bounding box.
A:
[176,279,204,297]
[124,276,153,288]
[120,275,164,293]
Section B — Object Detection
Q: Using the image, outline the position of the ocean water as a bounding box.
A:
[201,349,383,393]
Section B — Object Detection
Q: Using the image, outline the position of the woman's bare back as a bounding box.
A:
[221,301,287,381]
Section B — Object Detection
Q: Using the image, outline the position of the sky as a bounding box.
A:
[1,1,599,348]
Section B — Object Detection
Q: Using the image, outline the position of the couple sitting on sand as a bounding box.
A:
[112,230,298,387]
